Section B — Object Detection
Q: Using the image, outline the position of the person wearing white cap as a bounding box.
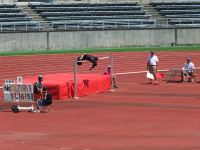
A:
[104,66,118,88]
[147,50,159,84]
[180,58,195,82]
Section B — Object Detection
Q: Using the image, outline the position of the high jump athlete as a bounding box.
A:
[77,53,98,71]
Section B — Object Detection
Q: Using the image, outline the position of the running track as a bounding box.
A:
[0,51,200,150]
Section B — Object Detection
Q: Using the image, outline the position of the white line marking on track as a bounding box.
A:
[117,89,200,95]
[163,84,200,87]
[117,90,152,93]
[119,82,200,87]
[119,83,138,85]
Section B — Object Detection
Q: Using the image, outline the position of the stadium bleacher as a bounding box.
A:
[0,3,42,31]
[1,1,200,31]
[28,2,139,8]
[0,12,27,17]
[29,1,155,30]
[0,8,22,13]
[160,10,200,15]
[165,14,200,18]
[151,1,200,7]
[34,6,144,13]
[45,15,152,21]
[156,5,200,10]
[40,11,148,17]
[151,1,200,27]
[0,3,16,8]
[169,18,200,24]
[0,17,33,22]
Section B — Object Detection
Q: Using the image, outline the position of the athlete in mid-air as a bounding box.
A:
[77,53,98,71]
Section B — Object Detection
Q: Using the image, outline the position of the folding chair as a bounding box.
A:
[42,100,53,113]
[36,100,53,113]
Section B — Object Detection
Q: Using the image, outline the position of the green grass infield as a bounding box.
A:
[0,46,200,56]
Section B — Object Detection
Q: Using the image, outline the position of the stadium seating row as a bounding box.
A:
[0,8,22,13]
[165,14,200,18]
[28,2,138,9]
[151,1,200,7]
[40,11,147,17]
[0,17,33,22]
[35,6,143,13]
[169,18,200,24]
[156,5,200,10]
[0,12,27,17]
[160,9,200,15]
[0,3,16,8]
[46,15,152,21]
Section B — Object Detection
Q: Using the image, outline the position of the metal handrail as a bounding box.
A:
[0,18,200,32]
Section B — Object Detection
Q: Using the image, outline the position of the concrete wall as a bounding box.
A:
[0,32,47,51]
[46,29,175,49]
[177,28,200,46]
[0,28,199,52]
[49,29,175,50]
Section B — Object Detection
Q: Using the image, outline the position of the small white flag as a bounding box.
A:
[146,71,154,79]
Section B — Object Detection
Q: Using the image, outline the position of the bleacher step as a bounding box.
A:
[142,3,164,22]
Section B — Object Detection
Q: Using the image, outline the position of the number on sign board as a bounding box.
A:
[20,93,25,102]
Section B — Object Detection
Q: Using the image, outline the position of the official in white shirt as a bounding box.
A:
[147,50,159,84]
[181,58,195,82]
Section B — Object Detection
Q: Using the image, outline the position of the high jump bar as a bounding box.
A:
[114,69,170,75]
[77,56,110,63]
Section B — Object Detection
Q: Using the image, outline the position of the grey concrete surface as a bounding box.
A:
[0,28,199,52]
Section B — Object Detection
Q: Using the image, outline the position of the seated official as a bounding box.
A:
[43,86,52,106]
[34,87,52,113]
[181,58,195,82]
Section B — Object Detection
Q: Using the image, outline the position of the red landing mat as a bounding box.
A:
[22,73,111,100]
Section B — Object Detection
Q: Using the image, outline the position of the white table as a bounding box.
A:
[164,68,189,84]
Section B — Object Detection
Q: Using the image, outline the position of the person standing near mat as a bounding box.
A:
[77,53,98,71]
[104,66,118,88]
[147,50,159,85]
[34,75,44,100]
